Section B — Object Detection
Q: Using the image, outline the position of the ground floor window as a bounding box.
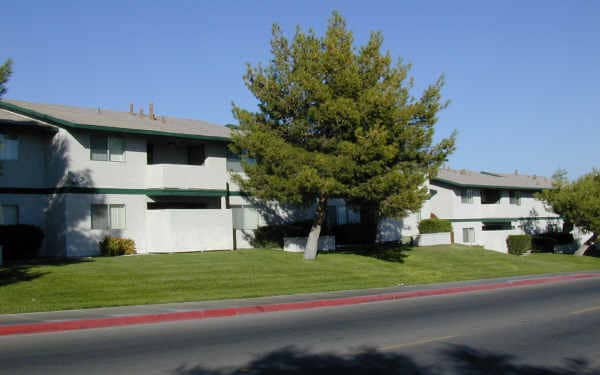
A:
[0,204,19,225]
[462,227,475,243]
[91,204,126,229]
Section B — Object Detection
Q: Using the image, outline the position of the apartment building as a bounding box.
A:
[0,99,560,256]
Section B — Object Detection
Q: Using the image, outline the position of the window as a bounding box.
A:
[91,204,126,229]
[509,191,521,205]
[227,151,256,172]
[461,189,474,204]
[0,133,19,160]
[482,222,513,231]
[187,145,206,165]
[0,204,19,224]
[232,206,259,229]
[462,227,475,243]
[481,189,501,204]
[90,135,125,162]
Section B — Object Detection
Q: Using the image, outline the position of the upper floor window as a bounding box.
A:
[461,189,474,204]
[0,204,19,225]
[187,145,206,165]
[481,189,501,204]
[226,150,255,173]
[0,133,19,160]
[509,191,521,205]
[91,135,125,162]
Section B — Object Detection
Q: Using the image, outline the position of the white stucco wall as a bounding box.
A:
[145,209,233,252]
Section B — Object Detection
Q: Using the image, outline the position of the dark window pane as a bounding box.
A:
[91,205,109,229]
[90,135,108,161]
[188,145,206,165]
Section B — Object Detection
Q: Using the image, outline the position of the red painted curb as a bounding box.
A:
[1,273,598,337]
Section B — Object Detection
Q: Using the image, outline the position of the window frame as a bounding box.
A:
[90,134,126,162]
[509,191,521,205]
[462,227,475,243]
[461,189,474,204]
[0,133,19,161]
[91,204,126,230]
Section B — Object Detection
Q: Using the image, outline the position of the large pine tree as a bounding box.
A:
[231,12,455,259]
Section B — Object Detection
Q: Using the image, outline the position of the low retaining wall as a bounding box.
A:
[417,232,452,246]
[283,236,336,253]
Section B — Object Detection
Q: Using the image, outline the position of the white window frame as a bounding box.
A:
[462,227,475,243]
[0,133,19,161]
[90,134,126,162]
[91,204,126,230]
[509,191,521,205]
[461,189,474,204]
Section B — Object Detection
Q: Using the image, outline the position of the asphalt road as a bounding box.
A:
[2,278,600,374]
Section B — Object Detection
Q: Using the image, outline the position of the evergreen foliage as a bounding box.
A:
[231,12,455,258]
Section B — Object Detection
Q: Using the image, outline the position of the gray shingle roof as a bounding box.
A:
[0,108,58,132]
[433,168,553,190]
[0,99,231,141]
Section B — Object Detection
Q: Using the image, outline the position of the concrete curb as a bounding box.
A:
[1,273,598,337]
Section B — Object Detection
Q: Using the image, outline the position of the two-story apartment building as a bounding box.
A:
[0,99,272,257]
[0,99,561,256]
[422,168,560,252]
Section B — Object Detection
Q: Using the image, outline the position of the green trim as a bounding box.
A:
[431,177,548,191]
[446,216,560,223]
[0,186,246,197]
[0,101,231,142]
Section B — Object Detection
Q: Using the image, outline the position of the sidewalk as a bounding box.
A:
[1,271,599,336]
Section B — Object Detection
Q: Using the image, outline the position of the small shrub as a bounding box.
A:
[0,225,44,260]
[99,236,136,256]
[531,235,558,253]
[507,234,532,255]
[418,219,452,234]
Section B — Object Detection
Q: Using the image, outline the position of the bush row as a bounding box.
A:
[507,232,576,255]
[0,225,44,260]
[418,218,452,234]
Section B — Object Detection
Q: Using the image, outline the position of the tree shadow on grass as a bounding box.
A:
[334,243,414,264]
[0,257,93,287]
[173,345,600,375]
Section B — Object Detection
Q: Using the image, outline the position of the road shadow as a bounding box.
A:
[0,257,93,287]
[336,243,413,263]
[173,345,600,375]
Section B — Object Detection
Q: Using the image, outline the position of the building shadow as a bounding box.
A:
[172,345,600,375]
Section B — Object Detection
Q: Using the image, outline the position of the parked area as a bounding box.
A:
[2,245,600,314]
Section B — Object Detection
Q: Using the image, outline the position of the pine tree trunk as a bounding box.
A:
[304,194,328,260]
[360,203,379,244]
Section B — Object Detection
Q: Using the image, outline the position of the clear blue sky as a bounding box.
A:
[3,0,598,179]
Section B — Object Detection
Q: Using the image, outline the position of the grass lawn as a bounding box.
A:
[1,245,600,314]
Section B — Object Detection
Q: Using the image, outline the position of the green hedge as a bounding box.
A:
[418,219,452,234]
[507,234,532,255]
[99,236,136,256]
[0,225,45,260]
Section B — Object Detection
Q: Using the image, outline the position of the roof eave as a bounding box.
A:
[431,177,551,191]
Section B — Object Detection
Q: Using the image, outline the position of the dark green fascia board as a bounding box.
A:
[431,177,549,191]
[0,101,231,142]
[0,186,246,197]
[445,216,560,223]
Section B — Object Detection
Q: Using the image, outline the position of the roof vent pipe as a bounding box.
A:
[149,103,155,119]
[129,103,134,114]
